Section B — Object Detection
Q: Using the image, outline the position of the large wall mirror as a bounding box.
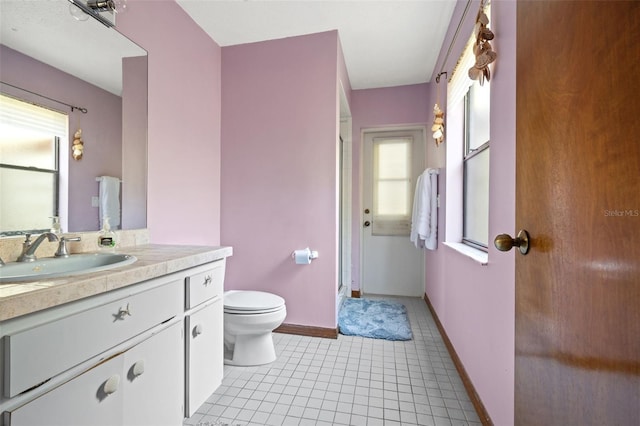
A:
[0,0,147,236]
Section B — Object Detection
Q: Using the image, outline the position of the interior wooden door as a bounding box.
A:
[514,1,640,424]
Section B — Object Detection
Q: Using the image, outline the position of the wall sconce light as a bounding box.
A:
[72,129,84,160]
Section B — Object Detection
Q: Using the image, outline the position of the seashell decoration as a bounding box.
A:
[432,104,445,146]
[468,9,496,85]
[72,128,84,160]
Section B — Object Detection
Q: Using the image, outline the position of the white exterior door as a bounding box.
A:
[362,128,425,297]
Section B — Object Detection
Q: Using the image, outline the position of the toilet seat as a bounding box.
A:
[223,290,287,366]
[224,290,285,314]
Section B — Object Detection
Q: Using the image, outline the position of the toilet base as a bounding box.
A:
[224,332,277,366]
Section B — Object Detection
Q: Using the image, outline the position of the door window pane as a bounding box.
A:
[372,137,412,235]
[377,181,409,216]
[377,140,409,179]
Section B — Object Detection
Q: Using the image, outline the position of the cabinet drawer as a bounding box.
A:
[4,279,183,398]
[185,260,225,309]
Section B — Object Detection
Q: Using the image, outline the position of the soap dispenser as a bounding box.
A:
[97,217,117,251]
[50,216,62,235]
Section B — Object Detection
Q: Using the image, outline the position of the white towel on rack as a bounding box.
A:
[410,173,426,248]
[98,176,121,229]
[410,168,439,250]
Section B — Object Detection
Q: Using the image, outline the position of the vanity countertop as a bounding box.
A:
[0,244,232,322]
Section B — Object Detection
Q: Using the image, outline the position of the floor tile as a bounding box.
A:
[184,296,481,426]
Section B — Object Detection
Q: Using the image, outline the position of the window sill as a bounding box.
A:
[443,242,488,265]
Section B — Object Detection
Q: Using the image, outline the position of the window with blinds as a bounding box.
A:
[447,6,491,250]
[372,136,413,236]
[0,94,67,234]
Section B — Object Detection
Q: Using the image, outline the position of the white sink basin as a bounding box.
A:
[0,253,137,282]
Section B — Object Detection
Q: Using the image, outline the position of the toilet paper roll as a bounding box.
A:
[294,249,312,265]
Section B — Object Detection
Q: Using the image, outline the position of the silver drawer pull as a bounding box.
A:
[203,275,212,286]
[114,303,132,320]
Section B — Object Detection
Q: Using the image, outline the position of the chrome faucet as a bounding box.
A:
[55,236,82,258]
[17,233,60,262]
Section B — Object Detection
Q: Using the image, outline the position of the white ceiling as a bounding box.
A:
[0,0,456,95]
[176,0,457,90]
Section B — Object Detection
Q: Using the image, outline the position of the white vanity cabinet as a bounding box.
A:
[0,252,230,426]
[184,260,225,417]
[4,320,183,426]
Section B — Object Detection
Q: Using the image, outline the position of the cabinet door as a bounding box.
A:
[185,297,223,417]
[5,353,124,426]
[123,321,184,426]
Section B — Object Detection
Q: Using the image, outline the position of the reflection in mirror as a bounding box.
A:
[0,94,65,233]
[0,0,147,236]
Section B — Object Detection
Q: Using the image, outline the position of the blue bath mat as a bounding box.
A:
[339,298,413,341]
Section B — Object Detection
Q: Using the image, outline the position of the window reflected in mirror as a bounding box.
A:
[0,94,67,235]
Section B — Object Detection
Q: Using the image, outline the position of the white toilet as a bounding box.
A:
[223,290,286,366]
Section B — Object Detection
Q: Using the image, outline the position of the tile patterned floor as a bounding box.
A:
[184,296,481,426]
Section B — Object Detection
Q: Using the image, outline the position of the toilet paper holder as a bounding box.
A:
[291,248,319,264]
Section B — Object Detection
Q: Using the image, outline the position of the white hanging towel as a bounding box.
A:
[410,168,439,250]
[97,176,121,229]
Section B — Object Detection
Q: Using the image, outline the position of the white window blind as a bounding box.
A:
[0,94,68,138]
[372,137,412,236]
[447,33,477,109]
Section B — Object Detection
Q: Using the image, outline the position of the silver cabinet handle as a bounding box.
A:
[203,275,212,286]
[114,302,132,320]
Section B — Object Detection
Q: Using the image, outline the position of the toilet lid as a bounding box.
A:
[224,290,285,312]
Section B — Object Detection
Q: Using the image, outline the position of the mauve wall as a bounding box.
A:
[220,31,340,329]
[117,0,222,245]
[121,56,147,230]
[349,83,431,291]
[424,1,516,424]
[0,44,122,232]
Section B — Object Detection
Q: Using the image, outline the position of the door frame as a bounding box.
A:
[338,84,352,308]
[359,125,427,297]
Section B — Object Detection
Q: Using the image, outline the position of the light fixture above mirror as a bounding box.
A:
[67,0,127,27]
